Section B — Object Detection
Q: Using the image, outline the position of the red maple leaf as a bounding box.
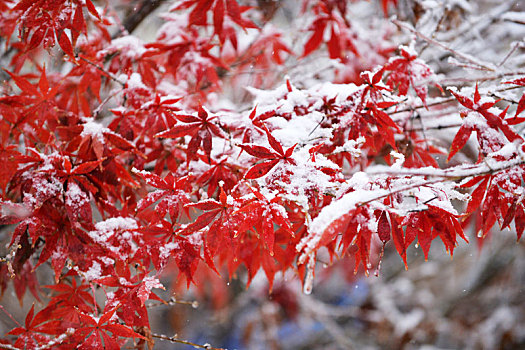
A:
[172,0,257,36]
[448,84,522,161]
[504,76,525,121]
[74,306,145,350]
[155,106,226,162]
[241,127,297,179]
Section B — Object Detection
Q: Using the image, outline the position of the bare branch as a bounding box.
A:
[151,333,224,350]
[123,0,164,34]
[392,19,496,72]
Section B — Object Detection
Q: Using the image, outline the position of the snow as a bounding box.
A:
[502,11,525,23]
[3,0,525,348]
[490,139,520,159]
[119,277,132,286]
[449,0,473,12]
[257,146,340,210]
[333,136,365,157]
[83,261,102,281]
[81,118,107,139]
[296,171,395,260]
[186,231,203,246]
[99,256,115,266]
[157,13,188,44]
[23,175,62,209]
[100,35,147,59]
[400,41,418,58]
[36,330,72,349]
[142,276,164,291]
[88,217,139,258]
[390,150,405,169]
[294,156,486,261]
[0,201,29,221]
[66,182,88,208]
[37,152,61,172]
[268,111,331,147]
[126,72,148,90]
[95,217,138,234]
[462,112,506,152]
[159,241,180,261]
[394,309,425,336]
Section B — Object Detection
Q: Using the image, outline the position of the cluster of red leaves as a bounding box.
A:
[0,0,524,349]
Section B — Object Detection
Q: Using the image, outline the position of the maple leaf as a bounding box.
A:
[74,307,145,350]
[377,210,391,243]
[12,261,41,305]
[0,200,29,225]
[364,100,401,148]
[360,68,390,103]
[172,0,257,34]
[4,67,62,126]
[134,170,191,222]
[136,276,165,306]
[155,106,226,162]
[448,84,522,153]
[241,127,297,179]
[231,186,294,256]
[302,15,328,58]
[241,25,293,68]
[402,205,466,260]
[6,304,55,349]
[182,186,240,274]
[384,45,438,105]
[504,76,525,121]
[0,145,24,194]
[388,213,408,268]
[196,158,241,197]
[301,3,358,60]
[44,276,95,312]
[11,0,100,59]
[172,236,202,287]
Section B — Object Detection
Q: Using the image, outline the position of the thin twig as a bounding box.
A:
[503,18,525,25]
[440,71,525,85]
[0,305,21,327]
[369,158,525,181]
[123,0,164,34]
[146,296,199,309]
[389,83,525,116]
[405,122,462,132]
[78,55,126,87]
[389,97,456,115]
[498,41,524,67]
[356,178,445,208]
[151,333,223,350]
[356,157,525,208]
[488,92,519,105]
[392,19,496,72]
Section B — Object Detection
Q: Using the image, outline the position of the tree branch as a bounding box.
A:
[123,0,164,34]
[392,19,496,72]
[151,333,223,350]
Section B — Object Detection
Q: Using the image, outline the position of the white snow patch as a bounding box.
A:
[81,118,107,139]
